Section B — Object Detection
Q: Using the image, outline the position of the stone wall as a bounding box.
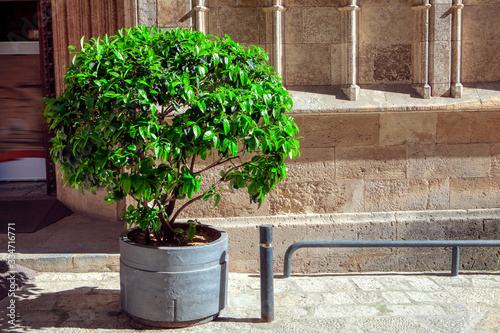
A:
[55,0,500,273]
[462,0,500,82]
[134,1,500,92]
[179,107,500,219]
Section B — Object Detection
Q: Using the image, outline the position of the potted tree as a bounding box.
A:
[44,26,300,327]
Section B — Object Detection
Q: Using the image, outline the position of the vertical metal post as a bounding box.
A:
[260,224,274,322]
[451,246,460,276]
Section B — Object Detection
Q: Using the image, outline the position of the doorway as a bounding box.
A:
[0,1,46,183]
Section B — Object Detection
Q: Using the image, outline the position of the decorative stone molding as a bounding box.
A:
[339,0,360,101]
[265,0,285,78]
[451,0,464,98]
[193,0,209,34]
[412,0,432,99]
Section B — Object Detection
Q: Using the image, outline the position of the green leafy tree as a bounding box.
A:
[44,26,300,244]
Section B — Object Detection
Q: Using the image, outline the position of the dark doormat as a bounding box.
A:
[0,197,72,233]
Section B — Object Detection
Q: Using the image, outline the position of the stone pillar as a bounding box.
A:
[193,0,209,33]
[267,0,285,78]
[451,0,464,98]
[339,0,360,101]
[412,0,432,99]
[429,0,453,97]
[136,0,158,27]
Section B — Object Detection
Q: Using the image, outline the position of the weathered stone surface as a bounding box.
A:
[268,180,364,214]
[138,0,157,26]
[429,40,452,96]
[359,3,413,45]
[365,179,450,212]
[179,184,271,219]
[300,114,380,148]
[285,0,340,6]
[215,7,266,44]
[157,0,191,28]
[470,111,500,143]
[285,43,331,85]
[286,147,335,182]
[211,0,268,7]
[408,143,490,179]
[462,3,500,42]
[359,44,412,84]
[475,82,500,109]
[491,144,500,177]
[331,44,342,85]
[380,113,437,146]
[450,178,500,209]
[303,7,341,44]
[436,112,471,143]
[462,41,500,82]
[284,7,303,44]
[336,145,407,180]
[430,3,452,42]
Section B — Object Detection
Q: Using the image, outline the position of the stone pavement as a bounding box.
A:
[1,271,500,333]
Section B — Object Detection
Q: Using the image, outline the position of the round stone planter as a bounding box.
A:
[119,224,228,328]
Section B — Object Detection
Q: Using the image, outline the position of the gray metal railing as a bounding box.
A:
[283,240,500,278]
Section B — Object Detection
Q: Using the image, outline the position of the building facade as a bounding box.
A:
[52,0,500,273]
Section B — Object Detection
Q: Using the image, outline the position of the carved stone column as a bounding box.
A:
[266,0,285,78]
[429,0,453,97]
[339,0,360,101]
[193,0,209,33]
[451,0,464,98]
[412,0,432,99]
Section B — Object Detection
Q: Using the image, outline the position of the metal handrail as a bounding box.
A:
[283,240,500,278]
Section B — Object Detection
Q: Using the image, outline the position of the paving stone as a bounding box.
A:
[429,276,472,287]
[405,277,443,291]
[322,292,356,305]
[352,291,385,305]
[350,277,386,291]
[2,273,500,332]
[381,291,412,304]
[406,291,456,304]
[387,304,447,316]
[313,305,380,318]
[355,317,431,333]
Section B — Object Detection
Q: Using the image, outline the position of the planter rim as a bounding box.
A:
[120,223,227,250]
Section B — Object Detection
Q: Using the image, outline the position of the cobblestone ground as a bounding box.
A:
[1,272,500,332]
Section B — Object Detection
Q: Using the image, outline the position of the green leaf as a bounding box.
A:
[213,193,221,207]
[187,223,196,241]
[236,176,245,189]
[203,192,213,201]
[223,119,230,135]
[192,125,201,139]
[139,126,148,140]
[122,176,131,194]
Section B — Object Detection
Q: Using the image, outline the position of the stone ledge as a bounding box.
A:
[12,253,120,273]
[14,209,500,274]
[289,82,500,113]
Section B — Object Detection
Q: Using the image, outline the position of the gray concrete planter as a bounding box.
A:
[119,224,228,328]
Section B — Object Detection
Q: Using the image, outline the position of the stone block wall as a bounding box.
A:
[133,0,499,94]
[54,0,500,273]
[283,1,341,86]
[358,1,413,85]
[178,110,500,219]
[462,0,500,82]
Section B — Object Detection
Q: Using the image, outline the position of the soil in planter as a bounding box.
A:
[128,225,221,247]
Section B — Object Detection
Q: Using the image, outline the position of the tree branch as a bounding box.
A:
[194,155,241,175]
[170,193,205,224]
[190,155,196,172]
[221,161,256,181]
